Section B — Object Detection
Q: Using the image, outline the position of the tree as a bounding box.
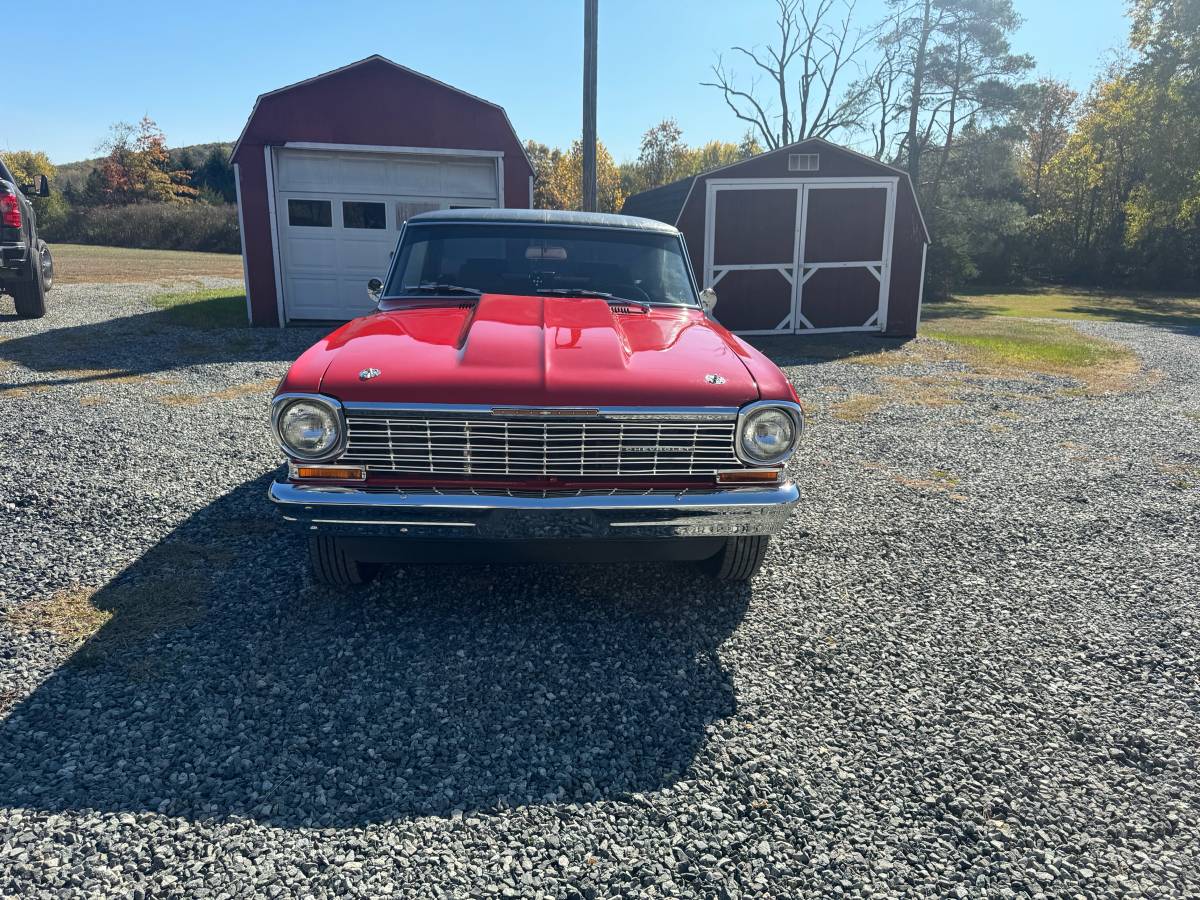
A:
[619,125,763,198]
[1,150,71,235]
[916,0,1033,214]
[684,135,763,175]
[525,140,565,209]
[896,0,940,181]
[93,117,198,205]
[1123,0,1200,279]
[3,150,55,190]
[1014,77,1078,206]
[537,140,624,213]
[702,0,881,149]
[879,0,1032,193]
[924,124,1028,290]
[192,148,236,203]
[619,119,696,196]
[637,119,688,188]
[845,11,911,159]
[1026,0,1200,289]
[1128,0,1200,85]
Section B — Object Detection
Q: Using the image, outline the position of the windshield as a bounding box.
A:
[384,223,699,307]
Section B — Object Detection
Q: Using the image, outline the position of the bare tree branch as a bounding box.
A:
[701,56,781,150]
[701,0,879,149]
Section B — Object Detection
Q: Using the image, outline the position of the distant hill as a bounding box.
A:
[53,141,234,192]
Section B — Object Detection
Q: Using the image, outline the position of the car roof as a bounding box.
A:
[407,207,682,235]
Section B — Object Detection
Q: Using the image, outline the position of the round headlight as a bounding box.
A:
[739,406,799,464]
[277,400,340,459]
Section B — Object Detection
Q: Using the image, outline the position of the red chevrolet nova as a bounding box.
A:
[269,209,802,585]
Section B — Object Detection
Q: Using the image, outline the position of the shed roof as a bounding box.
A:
[620,175,697,225]
[621,137,929,243]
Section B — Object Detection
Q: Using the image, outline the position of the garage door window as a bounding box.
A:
[343,201,386,230]
[288,199,332,228]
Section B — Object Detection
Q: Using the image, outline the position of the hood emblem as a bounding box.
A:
[359,368,382,381]
[705,373,726,385]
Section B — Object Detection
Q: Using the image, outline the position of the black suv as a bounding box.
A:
[0,157,54,319]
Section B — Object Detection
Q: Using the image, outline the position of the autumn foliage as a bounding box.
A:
[525,139,625,213]
[92,116,199,205]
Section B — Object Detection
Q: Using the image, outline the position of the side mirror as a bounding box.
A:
[21,175,50,198]
[367,277,384,301]
[699,287,718,315]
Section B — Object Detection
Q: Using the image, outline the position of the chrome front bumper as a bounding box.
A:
[268,479,799,540]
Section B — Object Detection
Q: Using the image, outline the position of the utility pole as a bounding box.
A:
[582,0,598,212]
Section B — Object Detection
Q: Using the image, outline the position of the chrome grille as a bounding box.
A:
[340,410,741,476]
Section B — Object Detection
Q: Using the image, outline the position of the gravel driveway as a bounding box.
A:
[1,282,1198,898]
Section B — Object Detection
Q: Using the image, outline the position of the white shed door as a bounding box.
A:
[272,148,499,321]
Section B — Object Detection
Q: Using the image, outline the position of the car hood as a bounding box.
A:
[315,294,762,407]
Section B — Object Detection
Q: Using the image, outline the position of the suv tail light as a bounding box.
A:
[0,194,19,228]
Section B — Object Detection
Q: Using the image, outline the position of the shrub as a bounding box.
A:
[45,202,240,254]
[31,192,73,237]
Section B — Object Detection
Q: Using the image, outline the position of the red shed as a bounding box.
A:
[231,56,534,325]
[622,138,929,337]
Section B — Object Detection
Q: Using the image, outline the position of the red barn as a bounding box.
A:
[231,56,533,325]
[622,138,929,337]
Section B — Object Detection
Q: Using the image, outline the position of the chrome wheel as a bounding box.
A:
[39,242,54,291]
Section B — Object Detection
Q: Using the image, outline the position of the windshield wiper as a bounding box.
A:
[397,282,483,297]
[535,288,651,310]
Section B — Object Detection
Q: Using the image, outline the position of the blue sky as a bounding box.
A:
[12,0,1129,165]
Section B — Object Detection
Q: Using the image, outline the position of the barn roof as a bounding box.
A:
[621,137,929,243]
[229,54,533,174]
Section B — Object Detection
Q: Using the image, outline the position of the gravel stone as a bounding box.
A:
[1,282,1198,897]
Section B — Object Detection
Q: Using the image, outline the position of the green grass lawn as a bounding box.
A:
[925,285,1200,330]
[51,244,243,285]
[916,285,1197,391]
[922,316,1136,388]
[149,287,247,328]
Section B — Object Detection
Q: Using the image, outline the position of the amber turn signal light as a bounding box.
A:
[292,464,367,481]
[716,469,782,484]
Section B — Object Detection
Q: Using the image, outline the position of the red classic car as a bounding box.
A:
[269,209,802,585]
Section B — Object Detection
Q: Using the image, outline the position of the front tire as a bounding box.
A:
[11,252,47,319]
[707,536,770,581]
[308,536,379,586]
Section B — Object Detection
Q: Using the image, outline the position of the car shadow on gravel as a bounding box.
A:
[0,474,750,827]
[0,307,327,388]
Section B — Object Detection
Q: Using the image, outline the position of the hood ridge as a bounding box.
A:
[314,294,761,407]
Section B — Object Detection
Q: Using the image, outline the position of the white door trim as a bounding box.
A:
[877,179,898,331]
[232,162,253,325]
[707,176,900,189]
[916,242,929,326]
[282,141,505,159]
[703,180,802,334]
[264,146,287,328]
[703,176,898,335]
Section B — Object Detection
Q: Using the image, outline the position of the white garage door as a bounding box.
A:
[272,148,500,321]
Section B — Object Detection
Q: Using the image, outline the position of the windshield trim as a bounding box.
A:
[379,222,702,309]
